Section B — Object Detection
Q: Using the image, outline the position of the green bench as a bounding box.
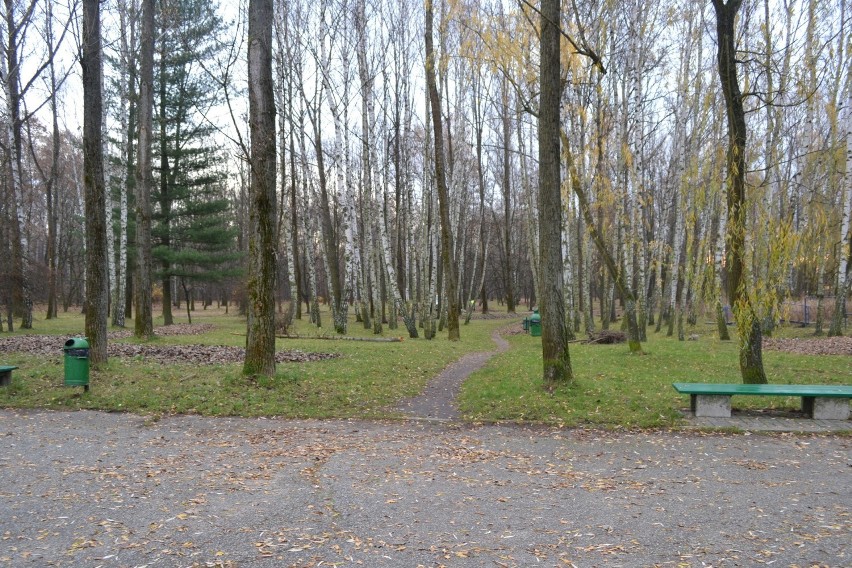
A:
[672,383,852,420]
[0,365,19,387]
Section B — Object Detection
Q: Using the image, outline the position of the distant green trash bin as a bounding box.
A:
[529,309,542,337]
[63,337,90,389]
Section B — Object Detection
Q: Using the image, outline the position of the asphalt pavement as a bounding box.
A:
[0,409,849,567]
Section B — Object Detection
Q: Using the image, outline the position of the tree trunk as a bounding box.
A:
[2,0,32,329]
[500,78,516,314]
[318,0,351,334]
[274,7,300,327]
[157,45,173,326]
[110,3,132,330]
[290,132,302,320]
[517,107,539,312]
[424,0,459,341]
[714,180,731,340]
[243,0,277,377]
[829,86,851,336]
[122,0,138,323]
[111,0,137,330]
[82,0,108,366]
[712,0,767,383]
[134,0,155,339]
[44,1,60,321]
[537,0,573,386]
[563,130,643,353]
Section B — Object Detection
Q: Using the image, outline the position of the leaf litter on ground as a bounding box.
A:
[0,326,339,365]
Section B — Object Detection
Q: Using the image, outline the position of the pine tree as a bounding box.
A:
[153,0,227,324]
[155,179,241,323]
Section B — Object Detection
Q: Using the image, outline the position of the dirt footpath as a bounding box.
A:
[0,409,849,567]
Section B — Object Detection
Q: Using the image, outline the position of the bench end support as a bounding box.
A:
[692,394,732,418]
[804,397,850,420]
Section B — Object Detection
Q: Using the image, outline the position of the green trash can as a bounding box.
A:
[529,309,542,337]
[64,337,90,390]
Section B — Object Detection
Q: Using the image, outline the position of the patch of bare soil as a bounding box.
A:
[0,333,338,365]
[396,330,509,420]
[763,336,852,356]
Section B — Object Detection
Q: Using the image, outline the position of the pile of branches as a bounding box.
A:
[583,330,627,344]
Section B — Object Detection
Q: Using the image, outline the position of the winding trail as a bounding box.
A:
[395,329,510,421]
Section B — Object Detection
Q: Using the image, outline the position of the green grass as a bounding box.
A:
[459,322,852,428]
[0,306,507,419]
[1,308,850,428]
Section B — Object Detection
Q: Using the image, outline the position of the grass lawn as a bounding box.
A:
[0,305,506,419]
[460,322,852,427]
[0,306,849,428]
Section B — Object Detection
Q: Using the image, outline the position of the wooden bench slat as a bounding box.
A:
[672,383,852,398]
[0,366,19,372]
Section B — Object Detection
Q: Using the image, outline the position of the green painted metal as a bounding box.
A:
[529,309,542,337]
[63,337,90,387]
[0,365,18,387]
[672,382,852,398]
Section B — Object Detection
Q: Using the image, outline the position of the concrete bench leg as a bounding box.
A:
[803,397,850,420]
[0,370,11,387]
[692,394,732,418]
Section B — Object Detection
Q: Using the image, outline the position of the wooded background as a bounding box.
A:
[1,0,850,369]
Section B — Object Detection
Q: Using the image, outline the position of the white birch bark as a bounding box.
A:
[109,0,137,330]
[583,217,595,333]
[298,122,321,328]
[653,217,668,333]
[112,93,128,328]
[830,85,852,335]
[517,113,539,303]
[629,6,653,340]
[0,1,31,328]
[426,187,439,339]
[664,13,693,337]
[273,2,297,323]
[759,0,795,334]
[314,0,345,332]
[667,186,684,337]
[617,17,636,336]
[355,0,388,335]
[561,200,575,340]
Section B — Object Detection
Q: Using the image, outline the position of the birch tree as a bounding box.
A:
[316,0,352,334]
[109,0,140,329]
[830,83,852,335]
[273,0,298,324]
[27,0,64,321]
[1,0,36,329]
[828,4,851,336]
